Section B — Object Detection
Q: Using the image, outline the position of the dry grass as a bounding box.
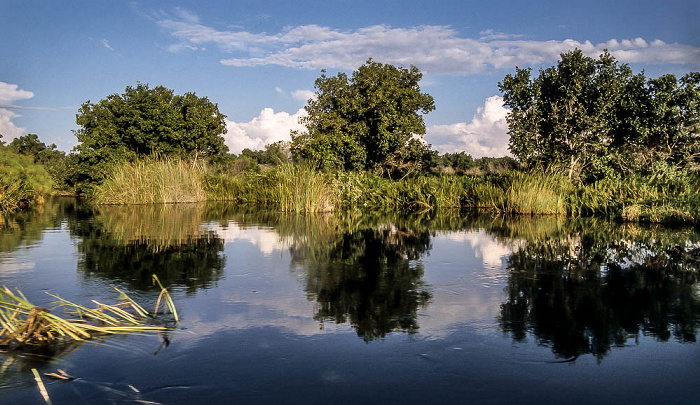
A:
[0,278,177,350]
[93,156,206,205]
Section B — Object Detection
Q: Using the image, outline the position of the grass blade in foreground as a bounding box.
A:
[0,280,177,350]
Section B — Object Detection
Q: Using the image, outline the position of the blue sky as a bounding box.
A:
[1,0,698,156]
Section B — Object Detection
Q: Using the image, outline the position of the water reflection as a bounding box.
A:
[497,219,700,360]
[0,197,68,253]
[213,209,436,341]
[299,225,433,341]
[69,204,225,292]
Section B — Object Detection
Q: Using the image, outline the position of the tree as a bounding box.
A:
[75,83,227,158]
[8,133,65,164]
[292,59,435,174]
[499,50,700,180]
[70,83,228,191]
[645,72,700,172]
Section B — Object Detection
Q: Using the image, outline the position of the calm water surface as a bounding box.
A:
[1,199,698,404]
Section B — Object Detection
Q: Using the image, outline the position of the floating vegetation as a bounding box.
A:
[0,279,177,351]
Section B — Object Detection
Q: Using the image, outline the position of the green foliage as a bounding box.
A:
[239,141,291,166]
[568,173,700,222]
[499,49,700,181]
[0,146,53,213]
[431,153,519,175]
[204,163,339,213]
[292,59,435,174]
[70,83,228,193]
[7,133,68,190]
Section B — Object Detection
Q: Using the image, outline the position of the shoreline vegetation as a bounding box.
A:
[89,156,700,224]
[1,149,698,224]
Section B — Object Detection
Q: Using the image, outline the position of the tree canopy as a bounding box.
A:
[70,83,228,191]
[499,50,700,181]
[291,59,435,175]
[75,83,228,158]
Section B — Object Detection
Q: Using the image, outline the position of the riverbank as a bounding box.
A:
[89,157,700,224]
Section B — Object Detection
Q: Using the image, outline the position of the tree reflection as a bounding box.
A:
[0,196,69,253]
[296,223,433,341]
[226,209,439,342]
[70,204,224,292]
[499,221,700,361]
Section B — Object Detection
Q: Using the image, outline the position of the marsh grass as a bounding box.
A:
[205,163,339,213]
[94,156,206,205]
[93,155,699,223]
[501,171,570,214]
[569,175,700,223]
[0,280,176,350]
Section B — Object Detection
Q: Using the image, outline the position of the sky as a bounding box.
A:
[1,1,698,157]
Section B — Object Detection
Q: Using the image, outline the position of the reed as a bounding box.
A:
[93,156,206,205]
[501,171,570,214]
[205,163,339,213]
[0,280,176,350]
[94,154,698,223]
[568,174,700,223]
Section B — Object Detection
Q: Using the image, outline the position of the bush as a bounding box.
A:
[0,147,53,213]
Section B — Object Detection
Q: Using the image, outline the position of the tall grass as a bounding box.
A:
[93,156,206,204]
[569,174,700,223]
[499,171,570,214]
[91,155,699,223]
[205,163,339,213]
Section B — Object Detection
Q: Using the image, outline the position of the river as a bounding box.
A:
[1,198,698,404]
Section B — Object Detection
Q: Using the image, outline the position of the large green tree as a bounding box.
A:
[292,59,435,174]
[70,83,228,191]
[499,50,699,180]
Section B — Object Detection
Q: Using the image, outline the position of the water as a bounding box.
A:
[1,199,698,404]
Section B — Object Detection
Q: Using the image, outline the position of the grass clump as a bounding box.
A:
[205,163,339,213]
[93,156,206,204]
[0,278,177,350]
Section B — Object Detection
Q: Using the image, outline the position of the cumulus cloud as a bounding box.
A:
[0,82,34,105]
[426,95,510,157]
[224,107,307,154]
[154,10,700,74]
[0,82,34,140]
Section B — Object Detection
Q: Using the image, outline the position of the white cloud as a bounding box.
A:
[224,107,307,154]
[0,82,34,140]
[0,82,34,105]
[274,86,315,102]
[154,11,700,74]
[101,39,114,51]
[290,89,315,102]
[426,95,510,157]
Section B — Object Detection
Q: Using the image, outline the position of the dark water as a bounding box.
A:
[1,199,699,404]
